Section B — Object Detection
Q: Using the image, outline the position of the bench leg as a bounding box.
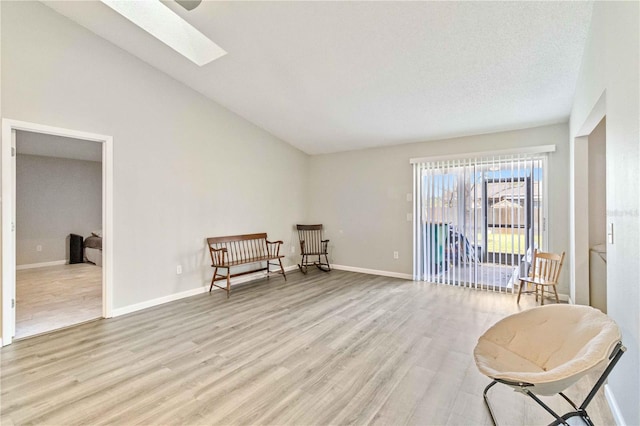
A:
[279,258,287,281]
[226,270,231,298]
[209,267,218,292]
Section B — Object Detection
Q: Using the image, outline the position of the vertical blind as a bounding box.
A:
[412,150,551,292]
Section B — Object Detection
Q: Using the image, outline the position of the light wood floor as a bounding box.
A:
[1,270,614,425]
[15,263,102,339]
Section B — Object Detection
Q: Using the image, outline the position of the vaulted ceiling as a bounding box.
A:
[45,1,593,154]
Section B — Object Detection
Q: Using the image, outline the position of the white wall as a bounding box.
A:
[569,2,639,424]
[16,153,102,265]
[308,123,570,292]
[0,2,308,315]
[0,0,4,343]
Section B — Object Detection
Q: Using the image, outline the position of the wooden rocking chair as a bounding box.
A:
[296,224,331,274]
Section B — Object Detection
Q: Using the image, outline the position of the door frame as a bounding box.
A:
[482,175,533,265]
[1,119,114,346]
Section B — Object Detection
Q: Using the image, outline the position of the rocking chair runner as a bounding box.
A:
[296,224,331,273]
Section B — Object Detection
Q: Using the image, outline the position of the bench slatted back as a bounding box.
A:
[207,233,269,265]
[296,224,326,255]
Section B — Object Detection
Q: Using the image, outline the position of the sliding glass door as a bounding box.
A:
[412,153,548,292]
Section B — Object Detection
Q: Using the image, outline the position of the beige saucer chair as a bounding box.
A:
[517,249,565,305]
[474,305,625,426]
[296,224,330,273]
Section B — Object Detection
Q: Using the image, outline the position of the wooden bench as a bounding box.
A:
[207,233,286,297]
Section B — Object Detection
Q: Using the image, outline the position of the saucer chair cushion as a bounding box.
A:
[474,304,621,396]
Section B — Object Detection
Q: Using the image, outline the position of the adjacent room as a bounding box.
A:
[14,131,103,339]
[0,1,638,426]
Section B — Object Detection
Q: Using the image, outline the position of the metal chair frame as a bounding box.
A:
[483,341,626,426]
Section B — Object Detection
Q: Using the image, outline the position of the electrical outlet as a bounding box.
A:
[36,245,42,252]
[406,213,413,222]
[291,246,295,253]
[176,265,183,275]
[393,251,399,259]
[406,193,413,202]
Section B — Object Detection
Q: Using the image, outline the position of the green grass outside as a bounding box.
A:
[478,233,539,255]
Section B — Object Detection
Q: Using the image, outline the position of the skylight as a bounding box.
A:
[100,0,227,66]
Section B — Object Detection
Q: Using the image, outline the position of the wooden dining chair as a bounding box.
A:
[517,249,565,305]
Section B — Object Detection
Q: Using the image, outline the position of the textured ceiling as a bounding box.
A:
[45,1,593,155]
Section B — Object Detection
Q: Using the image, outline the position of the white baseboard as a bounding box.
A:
[331,264,412,280]
[16,260,67,270]
[328,266,572,299]
[112,264,299,317]
[605,384,627,426]
[112,285,209,317]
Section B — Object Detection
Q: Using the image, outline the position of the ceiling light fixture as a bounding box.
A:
[175,0,202,11]
[100,0,226,66]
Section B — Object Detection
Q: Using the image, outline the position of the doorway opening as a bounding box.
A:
[587,117,607,313]
[2,119,113,346]
[571,92,607,307]
[15,131,103,339]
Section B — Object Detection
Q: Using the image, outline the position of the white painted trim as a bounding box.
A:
[2,119,113,142]
[112,264,299,317]
[576,91,606,137]
[1,119,114,346]
[16,260,67,270]
[331,266,569,298]
[605,384,627,426]
[2,126,16,345]
[332,264,413,280]
[410,145,556,164]
[102,134,114,318]
[112,285,210,317]
[542,155,550,253]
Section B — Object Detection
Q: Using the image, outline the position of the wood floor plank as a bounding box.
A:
[15,263,102,339]
[369,365,435,426]
[1,270,615,425]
